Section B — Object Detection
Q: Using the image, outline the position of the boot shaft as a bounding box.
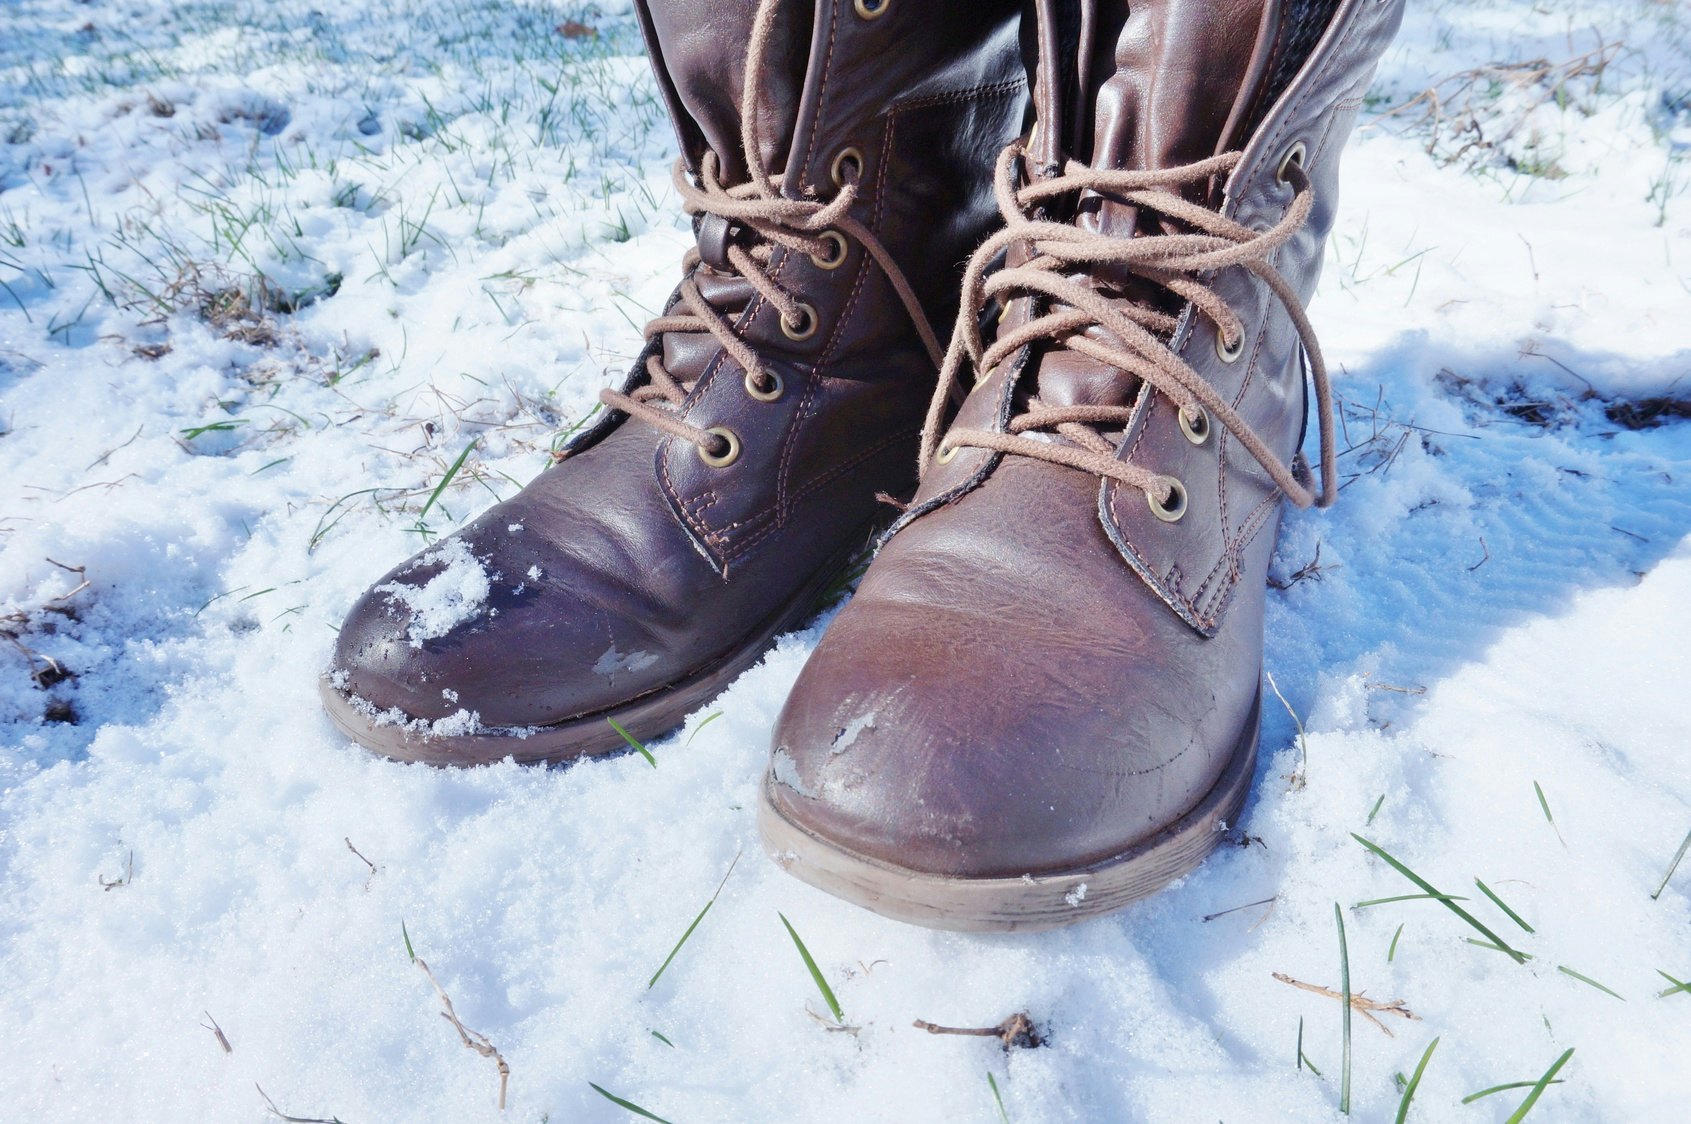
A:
[906,0,1405,632]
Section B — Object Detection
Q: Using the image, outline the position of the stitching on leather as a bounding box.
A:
[718,426,918,563]
[766,113,890,539]
[1261,0,1366,183]
[887,77,1027,114]
[798,0,843,180]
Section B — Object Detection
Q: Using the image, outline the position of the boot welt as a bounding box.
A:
[757,690,1260,931]
[318,529,878,768]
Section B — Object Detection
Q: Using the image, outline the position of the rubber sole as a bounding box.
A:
[319,533,874,768]
[757,690,1261,931]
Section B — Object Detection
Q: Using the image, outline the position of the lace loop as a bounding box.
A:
[599,0,942,457]
[919,142,1336,511]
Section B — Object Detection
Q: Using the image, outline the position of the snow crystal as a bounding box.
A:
[376,538,491,648]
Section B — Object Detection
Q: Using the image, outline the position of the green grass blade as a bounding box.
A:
[1352,835,1528,963]
[1462,1079,1564,1105]
[648,853,740,989]
[1394,1037,1439,1124]
[1366,794,1385,826]
[1654,969,1690,997]
[1336,903,1352,1115]
[1556,964,1625,1001]
[588,1082,674,1124]
[987,1072,1010,1124]
[1387,923,1405,963]
[606,717,656,767]
[1474,878,1535,933]
[1353,893,1469,909]
[402,920,415,963]
[683,710,722,747]
[419,437,477,519]
[1650,827,1691,900]
[649,1030,674,1048]
[778,912,843,1022]
[1504,1048,1574,1123]
[1533,781,1566,846]
[1296,1016,1305,1072]
[1466,938,1535,960]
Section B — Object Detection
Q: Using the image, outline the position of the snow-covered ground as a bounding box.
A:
[2,0,1689,1119]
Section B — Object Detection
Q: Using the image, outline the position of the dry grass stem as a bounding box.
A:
[201,1010,232,1054]
[413,955,510,1109]
[256,1083,343,1123]
[1273,971,1420,1036]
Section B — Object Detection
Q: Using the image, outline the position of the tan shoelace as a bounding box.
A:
[919,141,1337,511]
[600,0,942,460]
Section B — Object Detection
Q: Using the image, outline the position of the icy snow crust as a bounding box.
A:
[2,0,1689,1120]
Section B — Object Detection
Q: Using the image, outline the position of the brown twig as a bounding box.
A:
[1273,972,1419,1036]
[344,837,377,889]
[912,1012,1042,1050]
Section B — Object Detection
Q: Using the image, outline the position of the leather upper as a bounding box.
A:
[328,0,1029,735]
[769,0,1407,877]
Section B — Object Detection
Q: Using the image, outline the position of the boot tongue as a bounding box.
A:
[643,0,813,185]
[1034,0,1274,410]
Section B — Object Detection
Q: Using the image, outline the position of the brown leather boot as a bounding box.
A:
[761,0,1405,929]
[321,0,1028,765]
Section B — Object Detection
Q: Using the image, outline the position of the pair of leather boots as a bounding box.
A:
[323,0,1404,931]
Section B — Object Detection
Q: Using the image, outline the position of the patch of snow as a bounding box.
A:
[377,538,491,648]
[0,0,1687,1121]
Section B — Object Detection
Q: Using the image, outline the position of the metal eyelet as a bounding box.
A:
[935,440,960,465]
[697,426,741,468]
[1216,326,1246,364]
[829,147,863,190]
[853,0,890,19]
[744,368,783,403]
[809,229,848,270]
[1276,141,1307,185]
[1178,404,1210,445]
[780,302,818,342]
[1147,477,1188,522]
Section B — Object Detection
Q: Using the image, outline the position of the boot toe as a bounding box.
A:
[326,520,673,739]
[766,591,1226,880]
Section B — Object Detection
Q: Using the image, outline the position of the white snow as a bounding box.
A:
[378,537,493,647]
[2,0,1689,1121]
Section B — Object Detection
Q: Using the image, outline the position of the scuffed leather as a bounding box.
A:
[770,0,1405,879]
[329,0,1029,745]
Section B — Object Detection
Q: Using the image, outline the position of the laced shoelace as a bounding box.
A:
[600,0,942,460]
[918,141,1337,511]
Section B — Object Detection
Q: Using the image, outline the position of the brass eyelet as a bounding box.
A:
[810,229,848,270]
[829,147,864,190]
[1178,404,1210,445]
[697,426,741,468]
[780,302,818,342]
[1216,327,1245,364]
[935,439,960,465]
[853,0,890,19]
[1276,141,1307,185]
[1147,477,1188,522]
[744,368,784,403]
